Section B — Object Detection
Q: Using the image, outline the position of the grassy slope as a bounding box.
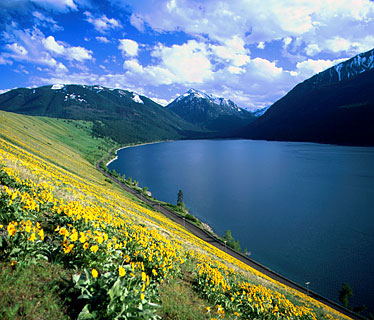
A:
[0,111,351,320]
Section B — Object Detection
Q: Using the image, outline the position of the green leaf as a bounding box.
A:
[108,278,121,299]
[77,304,95,320]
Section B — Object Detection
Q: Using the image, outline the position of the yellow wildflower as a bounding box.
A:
[92,268,98,278]
[63,244,74,253]
[70,231,78,242]
[28,232,36,242]
[118,266,126,277]
[7,223,16,236]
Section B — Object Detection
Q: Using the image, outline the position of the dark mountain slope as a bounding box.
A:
[239,49,374,146]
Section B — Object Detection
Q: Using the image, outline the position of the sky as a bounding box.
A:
[1,0,374,110]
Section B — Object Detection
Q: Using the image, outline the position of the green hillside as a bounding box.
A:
[0,110,353,320]
[0,84,206,144]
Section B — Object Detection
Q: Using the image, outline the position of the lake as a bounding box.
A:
[108,139,374,313]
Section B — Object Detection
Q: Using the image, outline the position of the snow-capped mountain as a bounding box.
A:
[239,48,374,146]
[174,88,242,112]
[167,88,255,132]
[308,48,374,87]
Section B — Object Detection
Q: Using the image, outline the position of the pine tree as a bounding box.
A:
[177,189,184,206]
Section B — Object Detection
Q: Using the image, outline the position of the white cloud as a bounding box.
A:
[32,11,63,31]
[295,58,347,78]
[283,37,292,49]
[96,36,110,43]
[124,0,374,53]
[210,35,250,67]
[31,0,78,11]
[65,46,92,61]
[84,11,121,33]
[130,14,145,32]
[6,43,28,56]
[42,35,64,54]
[42,35,92,61]
[122,40,213,85]
[123,59,143,73]
[257,42,265,49]
[2,27,90,76]
[227,66,245,74]
[305,43,320,56]
[248,57,283,79]
[325,37,352,53]
[118,39,139,57]
[151,40,213,84]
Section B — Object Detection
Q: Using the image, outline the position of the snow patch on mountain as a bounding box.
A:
[132,94,144,104]
[311,48,374,86]
[64,93,87,103]
[51,84,64,90]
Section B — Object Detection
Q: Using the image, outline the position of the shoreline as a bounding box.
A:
[104,138,219,237]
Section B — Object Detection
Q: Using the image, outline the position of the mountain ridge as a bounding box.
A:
[166,88,255,133]
[238,48,374,146]
[0,84,206,144]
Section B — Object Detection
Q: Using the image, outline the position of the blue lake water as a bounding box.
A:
[108,139,374,312]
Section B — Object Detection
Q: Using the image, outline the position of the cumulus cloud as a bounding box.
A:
[151,40,213,84]
[6,43,28,56]
[42,35,64,54]
[118,39,139,57]
[42,35,92,61]
[124,0,374,54]
[84,11,121,33]
[306,36,374,56]
[295,58,347,78]
[209,35,250,67]
[96,36,110,43]
[1,26,92,76]
[122,40,213,85]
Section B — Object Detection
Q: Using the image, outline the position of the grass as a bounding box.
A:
[0,261,70,320]
[158,278,210,320]
[0,111,117,178]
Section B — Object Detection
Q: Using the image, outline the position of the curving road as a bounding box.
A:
[97,154,365,320]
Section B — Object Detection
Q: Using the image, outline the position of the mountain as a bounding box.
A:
[251,106,270,118]
[0,84,204,144]
[166,88,255,133]
[239,48,374,146]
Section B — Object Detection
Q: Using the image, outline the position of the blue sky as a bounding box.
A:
[1,0,374,110]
